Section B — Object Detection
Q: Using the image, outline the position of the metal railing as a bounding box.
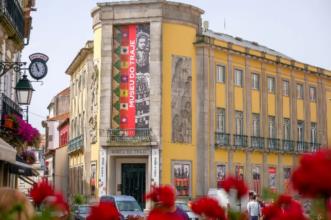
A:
[214,133,321,154]
[267,138,279,151]
[296,141,309,153]
[233,135,248,148]
[0,93,22,125]
[108,128,151,144]
[251,136,264,149]
[215,132,230,146]
[0,0,24,40]
[282,140,295,152]
[68,135,84,153]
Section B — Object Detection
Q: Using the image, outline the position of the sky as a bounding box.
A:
[22,0,331,132]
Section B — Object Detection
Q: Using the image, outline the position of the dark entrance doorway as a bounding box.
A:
[121,163,146,208]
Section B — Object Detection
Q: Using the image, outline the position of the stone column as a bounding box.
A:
[196,46,209,196]
[209,48,216,189]
[226,53,234,173]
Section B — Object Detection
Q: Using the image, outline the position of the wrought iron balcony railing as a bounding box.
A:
[214,132,321,154]
[251,136,264,149]
[267,138,279,151]
[0,93,22,125]
[215,132,230,146]
[296,141,309,153]
[68,135,84,154]
[309,142,320,152]
[282,140,295,152]
[108,128,152,144]
[0,0,24,41]
[233,134,248,148]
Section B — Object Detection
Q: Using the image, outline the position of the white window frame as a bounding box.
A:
[296,83,304,99]
[216,65,226,83]
[309,87,316,102]
[235,111,243,135]
[234,69,243,87]
[283,118,291,140]
[251,73,260,90]
[311,123,317,144]
[216,108,226,132]
[252,113,260,136]
[283,80,289,96]
[267,77,275,93]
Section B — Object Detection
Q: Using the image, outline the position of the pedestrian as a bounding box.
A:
[247,194,261,220]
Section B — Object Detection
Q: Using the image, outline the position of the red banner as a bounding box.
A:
[127,24,136,135]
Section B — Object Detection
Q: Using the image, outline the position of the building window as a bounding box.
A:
[283,80,289,96]
[296,83,304,99]
[283,118,291,140]
[252,113,260,136]
[234,69,243,87]
[252,73,260,90]
[267,77,275,93]
[216,65,226,83]
[297,121,304,151]
[216,108,226,132]
[309,87,316,102]
[268,116,276,138]
[235,111,243,135]
[311,123,317,143]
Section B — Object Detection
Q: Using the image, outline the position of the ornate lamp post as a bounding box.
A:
[15,74,34,105]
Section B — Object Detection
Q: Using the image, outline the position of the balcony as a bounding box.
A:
[267,138,279,151]
[0,0,24,43]
[215,132,230,146]
[282,140,295,152]
[68,135,84,154]
[233,135,248,148]
[251,136,264,150]
[296,141,309,153]
[0,93,22,125]
[309,142,320,152]
[108,128,152,145]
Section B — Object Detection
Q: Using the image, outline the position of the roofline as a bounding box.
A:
[197,33,331,78]
[65,41,94,75]
[94,0,204,15]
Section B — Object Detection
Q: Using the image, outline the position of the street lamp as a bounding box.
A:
[15,74,34,105]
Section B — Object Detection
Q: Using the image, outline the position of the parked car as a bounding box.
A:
[176,200,199,220]
[100,195,145,220]
[73,204,91,220]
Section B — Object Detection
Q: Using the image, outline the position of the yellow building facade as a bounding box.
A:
[67,0,331,207]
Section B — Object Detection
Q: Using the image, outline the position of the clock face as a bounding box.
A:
[29,59,47,80]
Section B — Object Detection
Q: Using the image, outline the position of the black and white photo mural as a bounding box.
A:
[171,56,192,143]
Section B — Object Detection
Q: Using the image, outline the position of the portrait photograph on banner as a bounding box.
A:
[234,164,244,180]
[268,167,277,191]
[252,165,261,195]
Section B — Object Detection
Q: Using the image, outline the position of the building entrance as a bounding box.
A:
[121,163,146,208]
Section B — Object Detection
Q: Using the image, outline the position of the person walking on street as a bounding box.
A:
[247,194,261,220]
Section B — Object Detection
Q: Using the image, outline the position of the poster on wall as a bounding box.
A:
[90,161,97,195]
[98,147,107,197]
[216,164,226,188]
[171,56,192,143]
[252,165,261,195]
[268,167,277,191]
[235,164,244,180]
[112,24,150,135]
[283,167,291,192]
[172,161,191,196]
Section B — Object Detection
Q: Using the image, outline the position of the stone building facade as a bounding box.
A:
[66,0,331,208]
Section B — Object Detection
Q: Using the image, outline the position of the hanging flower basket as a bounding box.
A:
[3,117,14,129]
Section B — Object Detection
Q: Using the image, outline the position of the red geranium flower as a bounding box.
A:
[221,176,248,199]
[29,178,54,206]
[87,201,120,220]
[191,197,227,220]
[291,149,331,198]
[262,194,308,220]
[145,185,175,207]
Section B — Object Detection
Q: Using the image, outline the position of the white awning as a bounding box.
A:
[0,138,16,163]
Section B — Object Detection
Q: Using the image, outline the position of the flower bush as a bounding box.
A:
[21,150,37,164]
